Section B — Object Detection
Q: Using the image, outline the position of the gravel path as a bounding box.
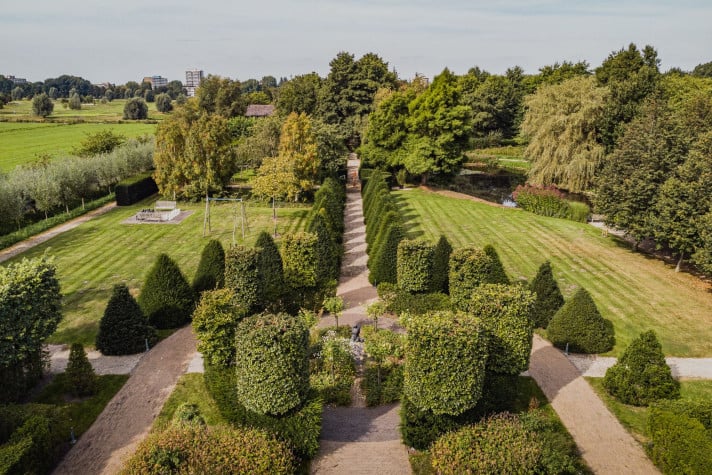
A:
[52,325,197,475]
[566,353,712,379]
[528,334,660,474]
[0,202,116,264]
[312,157,410,475]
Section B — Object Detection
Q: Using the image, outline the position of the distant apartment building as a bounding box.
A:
[142,75,169,89]
[185,69,204,97]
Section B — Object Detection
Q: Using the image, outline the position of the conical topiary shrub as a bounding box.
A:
[529,261,564,328]
[192,239,225,294]
[65,343,96,397]
[603,330,679,406]
[97,284,157,355]
[431,235,452,293]
[139,253,195,329]
[483,244,509,285]
[255,231,284,306]
[546,287,614,354]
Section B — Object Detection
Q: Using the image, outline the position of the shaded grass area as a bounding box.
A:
[0,121,156,171]
[33,374,129,437]
[153,373,226,431]
[396,189,712,356]
[2,198,308,346]
[587,378,712,445]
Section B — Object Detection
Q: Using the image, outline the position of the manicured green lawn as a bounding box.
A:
[3,198,308,346]
[587,378,712,444]
[153,373,226,431]
[0,121,157,171]
[396,189,712,356]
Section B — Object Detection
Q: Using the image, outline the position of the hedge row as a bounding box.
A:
[449,245,508,311]
[307,178,346,283]
[397,239,435,293]
[114,172,158,206]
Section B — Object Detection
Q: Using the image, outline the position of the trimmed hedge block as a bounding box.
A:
[115,172,158,206]
[448,246,493,310]
[397,239,435,293]
[368,220,403,285]
[192,288,248,367]
[648,404,712,474]
[280,232,319,290]
[224,245,261,311]
[546,287,614,354]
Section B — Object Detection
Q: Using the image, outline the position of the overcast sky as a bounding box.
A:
[2,0,711,84]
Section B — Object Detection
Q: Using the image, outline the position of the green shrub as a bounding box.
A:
[430,413,543,475]
[362,363,403,407]
[648,407,712,475]
[309,212,339,282]
[235,313,309,416]
[224,246,261,312]
[192,239,225,294]
[652,399,712,430]
[431,235,452,293]
[603,330,679,406]
[399,396,469,450]
[390,290,451,317]
[280,232,319,289]
[96,284,157,355]
[115,172,158,206]
[123,97,148,120]
[546,287,615,354]
[203,364,322,459]
[367,210,399,270]
[121,424,295,475]
[513,184,590,222]
[397,239,435,293]
[192,289,248,367]
[448,246,495,311]
[138,254,195,329]
[65,343,97,397]
[469,284,535,375]
[368,221,404,285]
[403,311,488,416]
[482,244,509,284]
[255,231,284,306]
[529,261,564,328]
[567,201,591,223]
[172,403,205,426]
[310,330,355,406]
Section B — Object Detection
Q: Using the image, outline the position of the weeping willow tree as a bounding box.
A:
[521,76,608,193]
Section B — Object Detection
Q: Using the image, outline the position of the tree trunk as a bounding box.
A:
[675,252,684,273]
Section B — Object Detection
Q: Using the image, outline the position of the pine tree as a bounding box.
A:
[529,261,564,328]
[65,343,96,397]
[97,284,157,355]
[192,239,226,294]
[546,287,614,354]
[139,254,195,329]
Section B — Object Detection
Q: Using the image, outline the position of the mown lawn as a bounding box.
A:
[396,189,712,357]
[0,121,157,171]
[0,98,167,122]
[587,378,712,444]
[153,373,226,431]
[3,198,308,346]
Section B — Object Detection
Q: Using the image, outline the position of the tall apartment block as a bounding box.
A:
[185,69,204,97]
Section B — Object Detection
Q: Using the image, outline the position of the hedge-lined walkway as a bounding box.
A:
[312,157,410,474]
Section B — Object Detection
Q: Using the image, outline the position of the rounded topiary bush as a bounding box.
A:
[403,311,488,416]
[431,235,452,293]
[224,245,261,311]
[192,239,225,294]
[255,231,284,305]
[65,343,96,397]
[448,246,493,311]
[192,288,248,367]
[529,261,564,328]
[397,239,434,293]
[469,284,535,375]
[430,413,543,475]
[138,254,195,329]
[546,287,614,354]
[603,330,679,406]
[96,284,157,355]
[648,401,712,473]
[235,313,309,416]
[121,424,295,475]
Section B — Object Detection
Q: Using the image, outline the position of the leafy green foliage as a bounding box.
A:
[65,343,97,397]
[403,311,488,415]
[468,284,535,375]
[310,330,355,406]
[546,287,615,354]
[195,75,245,118]
[121,424,295,474]
[603,330,679,406]
[397,239,435,293]
[31,93,53,118]
[529,261,565,328]
[191,289,248,367]
[123,97,148,120]
[430,413,543,475]
[155,93,173,113]
[114,172,158,206]
[280,232,319,290]
[96,284,157,355]
[482,245,509,284]
[380,284,451,316]
[0,256,62,402]
[73,129,125,157]
[513,184,590,222]
[191,239,225,294]
[400,395,464,450]
[234,313,309,416]
[431,235,452,293]
[362,363,403,407]
[203,364,322,459]
[648,404,712,475]
[448,246,497,311]
[224,246,261,312]
[309,212,339,282]
[138,253,195,329]
[254,231,284,306]
[368,218,404,285]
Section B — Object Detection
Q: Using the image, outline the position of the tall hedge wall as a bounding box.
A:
[115,172,158,206]
[224,246,261,312]
[397,239,435,293]
[280,232,320,290]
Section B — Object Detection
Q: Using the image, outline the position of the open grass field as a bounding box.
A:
[587,378,712,444]
[395,189,712,357]
[0,98,168,122]
[0,121,157,171]
[466,145,530,172]
[3,198,309,346]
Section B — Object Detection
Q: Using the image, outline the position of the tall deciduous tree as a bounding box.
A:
[276,73,322,116]
[31,93,53,117]
[196,75,245,118]
[521,76,608,193]
[153,101,236,199]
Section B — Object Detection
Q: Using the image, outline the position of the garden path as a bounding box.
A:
[312,156,410,474]
[528,334,660,474]
[0,202,116,263]
[52,325,196,475]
